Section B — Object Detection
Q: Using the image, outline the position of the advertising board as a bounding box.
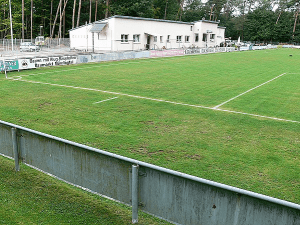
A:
[0,59,19,72]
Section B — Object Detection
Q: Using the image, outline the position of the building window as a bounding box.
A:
[176,35,182,42]
[133,34,140,42]
[185,36,190,42]
[154,36,157,42]
[190,26,193,31]
[121,34,129,42]
[202,33,207,42]
[195,33,199,42]
[167,35,170,42]
[210,34,215,41]
[160,36,163,43]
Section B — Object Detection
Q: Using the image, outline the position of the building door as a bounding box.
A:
[146,35,150,50]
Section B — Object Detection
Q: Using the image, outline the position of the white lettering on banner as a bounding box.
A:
[30,56,78,68]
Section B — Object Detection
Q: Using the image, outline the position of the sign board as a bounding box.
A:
[31,56,77,68]
[150,49,184,58]
[18,59,36,70]
[0,59,19,71]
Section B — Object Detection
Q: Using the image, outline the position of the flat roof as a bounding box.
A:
[112,15,194,25]
[69,15,220,32]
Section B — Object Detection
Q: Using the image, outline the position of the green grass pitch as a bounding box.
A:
[1,48,299,204]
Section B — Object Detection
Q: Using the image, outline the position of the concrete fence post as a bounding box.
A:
[11,127,20,171]
[132,164,139,224]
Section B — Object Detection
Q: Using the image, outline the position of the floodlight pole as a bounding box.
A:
[9,0,14,52]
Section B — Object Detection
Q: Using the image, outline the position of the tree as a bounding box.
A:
[244,7,277,42]
[22,0,24,39]
[105,0,109,18]
[181,0,206,22]
[76,0,82,27]
[205,0,228,21]
[72,0,76,28]
[1,0,299,42]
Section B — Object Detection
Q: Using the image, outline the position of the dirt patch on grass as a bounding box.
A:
[38,102,53,109]
[186,154,202,160]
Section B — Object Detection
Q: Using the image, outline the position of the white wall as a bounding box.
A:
[93,23,112,51]
[70,19,112,51]
[70,24,92,50]
[70,16,226,52]
[111,17,194,51]
[193,21,224,48]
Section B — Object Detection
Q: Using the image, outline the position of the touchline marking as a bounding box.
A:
[7,78,215,111]
[8,77,300,124]
[94,97,118,104]
[7,57,177,80]
[213,73,287,109]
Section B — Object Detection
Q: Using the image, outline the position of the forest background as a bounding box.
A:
[1,0,300,44]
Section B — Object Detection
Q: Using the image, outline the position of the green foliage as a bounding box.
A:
[109,0,155,18]
[242,7,298,43]
[182,0,206,22]
[0,0,300,51]
[152,0,182,20]
[244,8,276,41]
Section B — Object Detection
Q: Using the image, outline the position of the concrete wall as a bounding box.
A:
[1,47,236,72]
[1,120,300,224]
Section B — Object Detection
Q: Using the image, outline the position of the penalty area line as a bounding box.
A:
[213,72,287,109]
[9,77,300,124]
[214,108,300,124]
[93,97,119,104]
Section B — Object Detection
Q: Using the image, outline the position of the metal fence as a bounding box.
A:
[1,120,299,224]
[0,47,237,73]
[0,38,70,52]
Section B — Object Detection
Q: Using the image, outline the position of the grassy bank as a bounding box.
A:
[0,156,170,224]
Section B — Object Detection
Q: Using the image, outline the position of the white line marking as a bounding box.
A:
[214,108,300,123]
[7,57,178,79]
[8,77,300,124]
[93,97,118,104]
[213,73,287,109]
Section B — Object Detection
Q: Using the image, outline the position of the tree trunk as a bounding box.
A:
[31,0,33,41]
[210,4,214,21]
[164,0,168,20]
[105,0,109,18]
[276,11,282,24]
[50,0,53,37]
[176,0,184,21]
[63,0,66,37]
[51,0,62,38]
[59,1,62,38]
[58,0,69,38]
[95,0,98,21]
[76,0,82,27]
[179,0,184,21]
[293,10,299,37]
[72,0,76,28]
[22,0,24,39]
[89,0,92,23]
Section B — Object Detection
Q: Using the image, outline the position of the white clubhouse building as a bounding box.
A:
[69,15,226,52]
